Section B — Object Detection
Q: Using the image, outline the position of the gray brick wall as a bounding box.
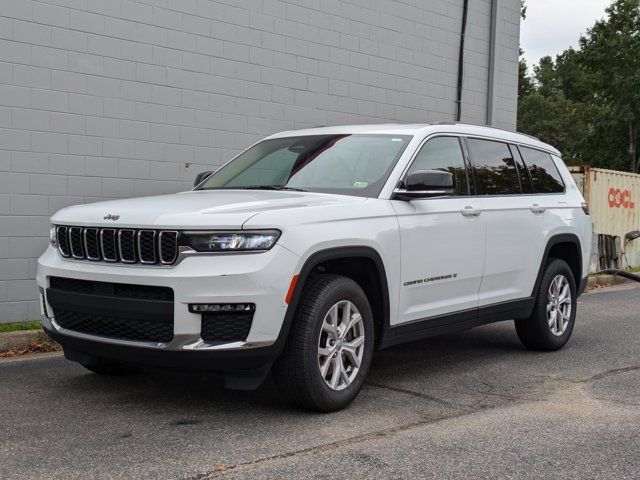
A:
[0,0,520,323]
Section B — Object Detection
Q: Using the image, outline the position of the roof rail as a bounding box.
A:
[520,132,543,142]
[433,121,542,142]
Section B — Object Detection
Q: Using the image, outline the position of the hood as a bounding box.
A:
[51,190,366,229]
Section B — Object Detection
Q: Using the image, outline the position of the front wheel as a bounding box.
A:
[273,274,375,412]
[515,258,577,351]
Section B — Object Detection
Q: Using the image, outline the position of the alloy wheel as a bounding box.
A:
[547,274,572,336]
[317,300,365,391]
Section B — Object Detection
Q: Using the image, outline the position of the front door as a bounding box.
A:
[392,136,485,325]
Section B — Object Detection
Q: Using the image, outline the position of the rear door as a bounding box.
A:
[518,145,572,276]
[464,138,547,306]
[393,136,485,324]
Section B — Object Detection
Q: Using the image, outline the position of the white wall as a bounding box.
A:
[0,0,520,322]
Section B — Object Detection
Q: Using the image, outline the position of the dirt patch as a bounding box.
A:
[0,340,62,358]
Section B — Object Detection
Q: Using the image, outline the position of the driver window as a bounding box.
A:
[406,137,469,196]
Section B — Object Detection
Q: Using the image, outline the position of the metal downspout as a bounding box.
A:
[486,0,499,125]
[456,0,470,121]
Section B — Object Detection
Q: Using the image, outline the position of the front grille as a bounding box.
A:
[49,276,174,343]
[50,277,174,301]
[54,310,174,343]
[50,276,94,294]
[201,312,254,343]
[55,226,179,265]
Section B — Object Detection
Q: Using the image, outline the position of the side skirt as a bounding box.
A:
[380,297,535,349]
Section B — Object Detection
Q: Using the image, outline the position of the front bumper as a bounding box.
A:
[42,323,282,374]
[37,244,300,371]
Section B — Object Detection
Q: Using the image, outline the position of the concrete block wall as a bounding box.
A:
[0,0,520,322]
[490,0,520,128]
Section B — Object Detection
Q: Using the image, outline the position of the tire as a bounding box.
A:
[273,274,375,412]
[515,258,577,351]
[81,361,142,376]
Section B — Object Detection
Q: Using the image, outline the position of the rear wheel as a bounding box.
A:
[273,274,374,412]
[515,258,577,351]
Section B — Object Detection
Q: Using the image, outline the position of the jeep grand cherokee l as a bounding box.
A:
[37,124,592,412]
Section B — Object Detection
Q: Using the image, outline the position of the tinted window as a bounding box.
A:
[466,139,521,195]
[519,147,565,193]
[510,145,533,194]
[405,137,469,195]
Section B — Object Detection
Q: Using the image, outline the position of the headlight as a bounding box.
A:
[182,230,281,252]
[49,225,57,246]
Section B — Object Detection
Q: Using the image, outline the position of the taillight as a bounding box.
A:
[581,202,590,215]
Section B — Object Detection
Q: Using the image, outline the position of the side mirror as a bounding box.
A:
[393,170,455,200]
[194,171,214,187]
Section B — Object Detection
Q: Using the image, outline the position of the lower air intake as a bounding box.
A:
[201,312,254,343]
[54,309,174,343]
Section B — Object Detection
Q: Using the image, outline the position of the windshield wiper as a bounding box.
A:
[240,185,307,192]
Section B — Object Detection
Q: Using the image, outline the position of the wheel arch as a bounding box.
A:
[279,246,391,351]
[532,234,583,297]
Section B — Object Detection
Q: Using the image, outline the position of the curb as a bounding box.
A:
[0,330,48,353]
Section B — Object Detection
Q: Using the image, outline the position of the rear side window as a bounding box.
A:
[406,136,469,196]
[519,147,565,193]
[466,139,521,195]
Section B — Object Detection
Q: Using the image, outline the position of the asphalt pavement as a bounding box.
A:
[1,285,638,479]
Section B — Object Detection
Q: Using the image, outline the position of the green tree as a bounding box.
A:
[533,49,589,101]
[518,0,639,173]
[580,0,640,172]
[518,2,531,101]
[518,59,534,99]
[518,91,588,165]
[518,51,592,166]
[533,56,558,97]
[553,49,591,102]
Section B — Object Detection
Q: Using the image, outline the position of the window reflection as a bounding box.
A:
[466,139,521,195]
[519,147,565,193]
[406,137,469,196]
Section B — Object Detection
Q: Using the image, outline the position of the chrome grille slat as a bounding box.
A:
[56,226,178,265]
[159,231,179,265]
[100,229,118,262]
[84,228,101,261]
[118,229,137,263]
[138,230,157,264]
[69,227,85,259]
[56,226,70,257]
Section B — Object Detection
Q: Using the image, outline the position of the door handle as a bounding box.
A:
[530,204,546,214]
[460,206,481,217]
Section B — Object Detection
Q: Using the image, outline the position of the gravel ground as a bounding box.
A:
[1,284,638,479]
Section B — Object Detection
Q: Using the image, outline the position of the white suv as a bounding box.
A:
[37,124,592,411]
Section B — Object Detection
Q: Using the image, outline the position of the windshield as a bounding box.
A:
[197,134,413,198]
